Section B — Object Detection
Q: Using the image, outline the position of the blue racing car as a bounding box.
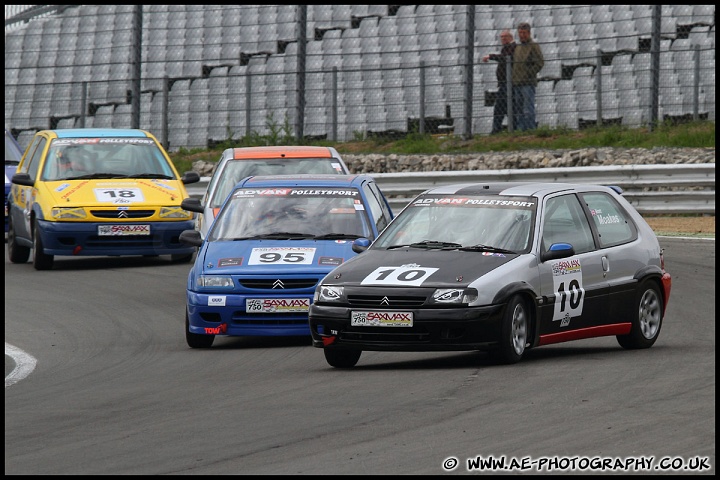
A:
[5,129,23,233]
[179,173,394,348]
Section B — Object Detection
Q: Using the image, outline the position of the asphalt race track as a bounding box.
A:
[5,237,715,475]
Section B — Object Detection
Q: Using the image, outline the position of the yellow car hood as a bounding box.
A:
[42,179,187,206]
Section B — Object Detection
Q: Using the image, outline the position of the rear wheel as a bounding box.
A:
[617,280,663,349]
[32,219,54,270]
[186,310,214,348]
[7,216,30,263]
[493,294,529,364]
[324,348,361,368]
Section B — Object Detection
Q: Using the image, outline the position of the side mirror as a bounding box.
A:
[540,242,575,262]
[182,170,200,185]
[181,197,204,213]
[179,229,203,247]
[351,237,371,254]
[11,172,34,187]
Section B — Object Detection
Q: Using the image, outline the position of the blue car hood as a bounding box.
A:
[198,239,357,274]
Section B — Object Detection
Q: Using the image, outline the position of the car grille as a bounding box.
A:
[85,235,164,247]
[231,312,308,324]
[91,209,156,219]
[238,278,319,289]
[346,295,427,307]
[340,327,431,342]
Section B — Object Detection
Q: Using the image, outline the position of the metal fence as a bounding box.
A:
[370,164,717,214]
[5,5,717,151]
[186,163,716,215]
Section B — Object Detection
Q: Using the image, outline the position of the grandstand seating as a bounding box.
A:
[188,78,210,148]
[3,4,716,149]
[168,79,191,149]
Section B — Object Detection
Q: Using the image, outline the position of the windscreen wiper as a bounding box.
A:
[128,173,175,179]
[387,240,463,250]
[313,233,363,240]
[458,244,517,254]
[245,232,315,240]
[64,173,127,180]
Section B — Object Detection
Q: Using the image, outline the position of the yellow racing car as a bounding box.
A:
[7,128,200,270]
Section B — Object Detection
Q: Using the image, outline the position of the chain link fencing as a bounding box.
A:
[5,5,716,151]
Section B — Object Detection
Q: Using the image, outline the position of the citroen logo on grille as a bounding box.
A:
[272,279,285,289]
[117,211,129,218]
[380,296,390,306]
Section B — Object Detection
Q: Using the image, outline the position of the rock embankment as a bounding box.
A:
[192,147,715,176]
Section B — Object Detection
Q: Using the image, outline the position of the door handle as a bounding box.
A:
[601,256,609,273]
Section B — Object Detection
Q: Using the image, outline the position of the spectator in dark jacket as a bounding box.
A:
[483,29,516,134]
[512,22,544,131]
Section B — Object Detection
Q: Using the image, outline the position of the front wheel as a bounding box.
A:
[324,348,361,368]
[492,294,529,364]
[617,280,663,349]
[171,252,194,263]
[186,310,214,348]
[7,215,30,264]
[32,219,54,270]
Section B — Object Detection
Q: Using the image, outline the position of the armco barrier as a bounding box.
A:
[187,164,715,215]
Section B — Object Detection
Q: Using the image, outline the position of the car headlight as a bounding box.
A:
[51,207,87,219]
[198,276,234,288]
[431,288,478,305]
[315,285,344,303]
[160,206,193,219]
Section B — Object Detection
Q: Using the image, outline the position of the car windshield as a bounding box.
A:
[41,137,176,181]
[374,194,537,253]
[209,187,371,241]
[209,158,346,208]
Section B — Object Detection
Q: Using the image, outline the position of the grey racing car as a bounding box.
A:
[309,182,672,368]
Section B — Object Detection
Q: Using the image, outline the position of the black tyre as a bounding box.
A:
[7,215,30,264]
[32,219,54,270]
[493,294,529,364]
[324,348,361,368]
[171,252,194,263]
[617,280,663,349]
[186,310,214,348]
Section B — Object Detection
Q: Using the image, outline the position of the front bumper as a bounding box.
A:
[36,219,196,256]
[187,291,313,337]
[309,303,505,352]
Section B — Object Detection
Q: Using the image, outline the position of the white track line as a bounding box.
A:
[5,342,37,388]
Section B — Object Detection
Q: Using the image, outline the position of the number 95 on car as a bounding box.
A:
[351,311,414,327]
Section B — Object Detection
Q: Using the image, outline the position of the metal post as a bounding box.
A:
[245,74,251,138]
[693,45,700,121]
[130,5,142,129]
[506,58,513,132]
[296,6,307,140]
[79,81,87,128]
[419,61,425,134]
[596,50,602,127]
[649,5,661,130]
[332,67,338,141]
[463,5,475,139]
[162,76,169,150]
